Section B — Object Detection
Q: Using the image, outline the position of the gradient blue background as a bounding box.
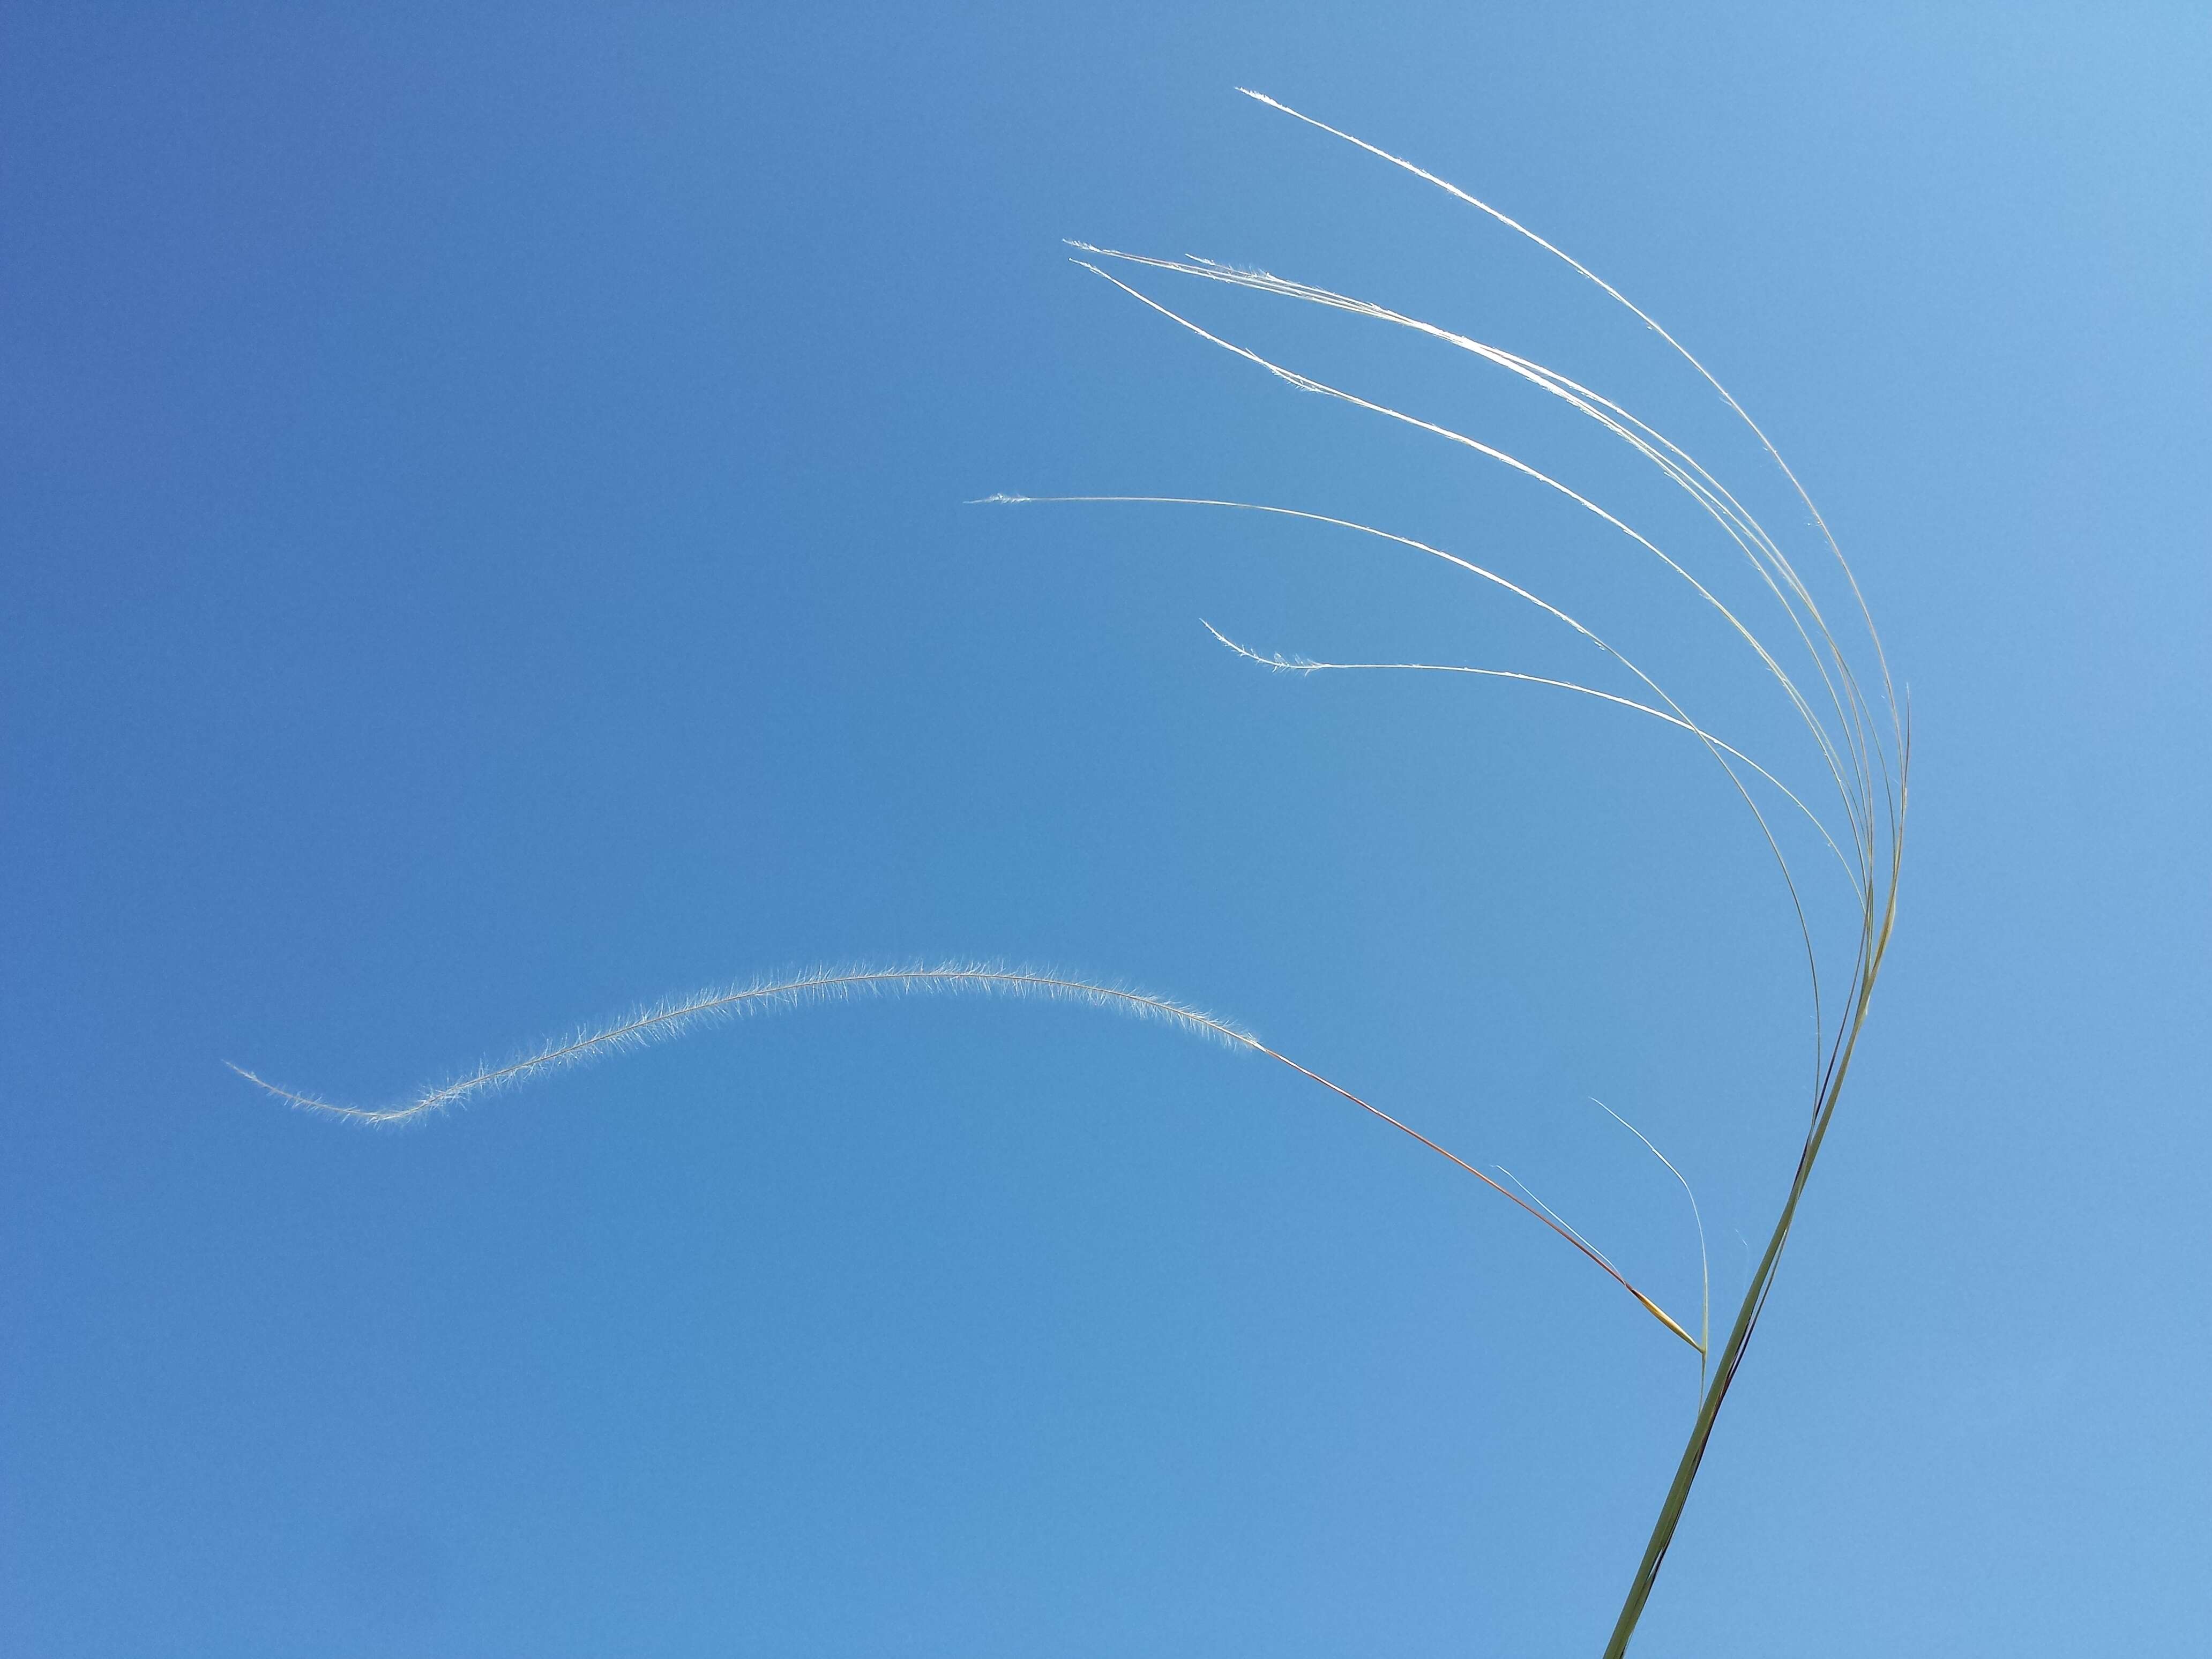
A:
[5,4,2206,1654]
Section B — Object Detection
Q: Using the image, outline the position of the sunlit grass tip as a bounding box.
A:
[228,962,1264,1129]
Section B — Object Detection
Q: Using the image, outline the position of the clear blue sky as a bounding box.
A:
[4,4,2206,1655]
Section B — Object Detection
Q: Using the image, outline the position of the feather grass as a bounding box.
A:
[233,961,1700,1347]
[239,85,1904,1654]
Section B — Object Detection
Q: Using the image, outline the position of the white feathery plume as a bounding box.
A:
[230,963,1259,1127]
[230,960,1702,1349]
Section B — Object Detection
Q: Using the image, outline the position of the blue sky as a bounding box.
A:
[4,4,2206,1655]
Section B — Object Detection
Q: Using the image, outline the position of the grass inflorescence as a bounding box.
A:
[242,88,1903,1655]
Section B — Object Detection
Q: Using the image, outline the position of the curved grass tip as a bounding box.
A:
[228,962,1262,1129]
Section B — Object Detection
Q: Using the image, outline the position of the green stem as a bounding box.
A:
[1601,896,1894,1656]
